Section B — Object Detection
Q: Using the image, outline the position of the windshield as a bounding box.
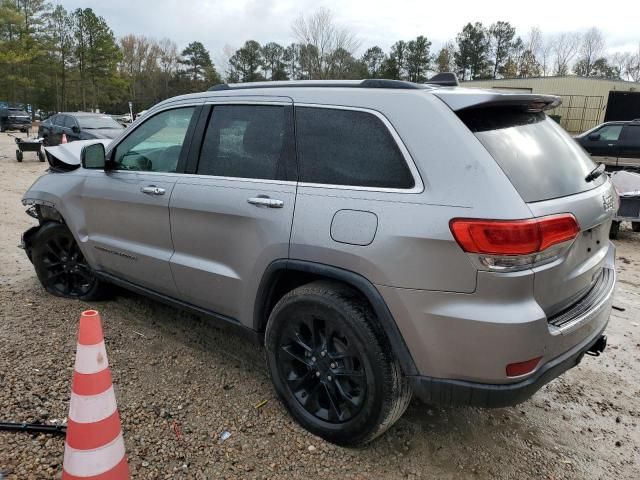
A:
[76,115,124,130]
[458,108,606,202]
[8,109,29,117]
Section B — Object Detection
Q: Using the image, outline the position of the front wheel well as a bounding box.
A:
[254,261,418,376]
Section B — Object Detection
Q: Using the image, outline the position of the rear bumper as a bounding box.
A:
[377,242,616,405]
[408,322,608,407]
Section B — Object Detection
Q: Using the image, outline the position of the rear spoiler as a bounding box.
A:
[433,90,561,113]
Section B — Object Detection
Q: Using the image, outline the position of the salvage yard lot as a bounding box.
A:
[0,131,638,479]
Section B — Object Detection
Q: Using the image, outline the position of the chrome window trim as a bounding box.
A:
[293,103,425,194]
[204,99,292,106]
[105,100,425,193]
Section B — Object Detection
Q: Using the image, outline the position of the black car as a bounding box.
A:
[575,120,640,171]
[38,112,125,146]
[0,107,31,132]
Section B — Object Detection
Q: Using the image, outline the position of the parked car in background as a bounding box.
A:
[38,112,125,146]
[22,79,615,445]
[0,107,31,132]
[575,120,640,171]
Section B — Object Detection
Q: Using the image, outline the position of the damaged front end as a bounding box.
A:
[20,201,64,261]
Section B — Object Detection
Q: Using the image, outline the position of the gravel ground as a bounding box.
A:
[0,130,638,479]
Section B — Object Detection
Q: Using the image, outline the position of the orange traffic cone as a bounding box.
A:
[62,310,129,480]
[61,133,68,144]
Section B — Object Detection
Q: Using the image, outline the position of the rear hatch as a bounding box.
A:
[436,89,615,316]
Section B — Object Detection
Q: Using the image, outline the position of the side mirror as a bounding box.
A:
[588,133,601,141]
[72,125,80,134]
[81,143,106,169]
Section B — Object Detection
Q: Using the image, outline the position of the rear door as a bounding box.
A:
[49,115,66,145]
[617,124,640,169]
[63,116,80,142]
[169,99,297,323]
[82,105,200,296]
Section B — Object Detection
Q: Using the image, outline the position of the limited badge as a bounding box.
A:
[602,193,615,212]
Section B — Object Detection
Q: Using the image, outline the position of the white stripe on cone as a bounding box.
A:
[69,386,117,424]
[74,341,109,375]
[63,432,126,477]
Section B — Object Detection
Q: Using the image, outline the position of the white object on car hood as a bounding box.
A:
[611,170,640,197]
[44,139,112,167]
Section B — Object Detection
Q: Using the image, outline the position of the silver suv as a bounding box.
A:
[21,79,616,445]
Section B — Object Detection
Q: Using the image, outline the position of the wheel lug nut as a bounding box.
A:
[327,375,332,381]
[321,351,326,357]
[315,371,320,377]
[311,356,316,362]
[330,363,336,369]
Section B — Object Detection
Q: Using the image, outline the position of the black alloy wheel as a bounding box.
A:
[265,281,412,446]
[32,223,105,300]
[277,314,367,423]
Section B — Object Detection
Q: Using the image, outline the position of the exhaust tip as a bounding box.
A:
[587,335,607,357]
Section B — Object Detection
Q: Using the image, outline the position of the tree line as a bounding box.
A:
[1,2,639,115]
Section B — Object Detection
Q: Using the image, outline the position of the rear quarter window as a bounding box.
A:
[295,107,415,189]
[459,108,605,202]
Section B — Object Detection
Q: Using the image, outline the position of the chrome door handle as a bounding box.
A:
[247,197,284,208]
[141,185,165,195]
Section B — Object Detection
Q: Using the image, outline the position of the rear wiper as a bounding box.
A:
[585,163,606,182]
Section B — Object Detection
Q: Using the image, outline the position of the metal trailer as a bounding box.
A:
[12,134,45,163]
[609,171,640,239]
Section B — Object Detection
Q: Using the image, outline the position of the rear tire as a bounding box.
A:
[31,222,108,300]
[38,149,46,162]
[16,150,23,162]
[265,281,411,446]
[609,221,620,239]
[632,222,640,233]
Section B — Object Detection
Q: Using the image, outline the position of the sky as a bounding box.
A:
[58,0,639,62]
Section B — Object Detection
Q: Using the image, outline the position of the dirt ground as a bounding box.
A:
[0,130,638,479]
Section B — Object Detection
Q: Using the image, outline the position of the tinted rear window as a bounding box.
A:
[295,107,414,189]
[459,108,605,202]
[620,124,640,141]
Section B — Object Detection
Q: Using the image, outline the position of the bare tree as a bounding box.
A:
[158,38,178,96]
[217,44,237,82]
[576,27,605,76]
[527,27,554,77]
[610,52,630,80]
[624,43,640,82]
[552,32,580,75]
[291,7,359,79]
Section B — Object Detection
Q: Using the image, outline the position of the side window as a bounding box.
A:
[295,107,415,189]
[620,125,640,141]
[63,116,77,128]
[52,115,63,127]
[113,107,195,172]
[197,105,289,180]
[597,125,623,141]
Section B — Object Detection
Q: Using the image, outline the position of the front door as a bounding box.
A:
[81,105,199,297]
[169,101,297,324]
[585,124,622,166]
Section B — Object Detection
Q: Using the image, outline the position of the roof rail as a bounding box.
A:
[425,72,459,87]
[207,79,430,92]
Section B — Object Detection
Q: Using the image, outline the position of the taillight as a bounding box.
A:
[450,214,579,271]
